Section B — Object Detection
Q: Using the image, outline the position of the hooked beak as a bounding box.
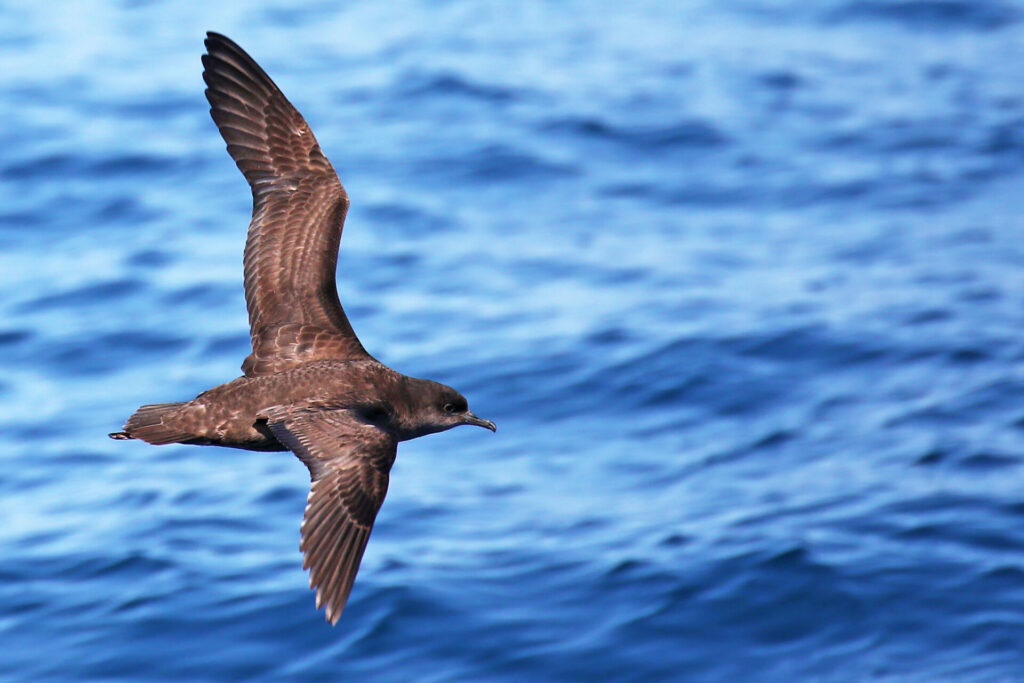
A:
[462,412,497,432]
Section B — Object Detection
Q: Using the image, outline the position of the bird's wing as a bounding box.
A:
[265,405,397,624]
[202,32,370,376]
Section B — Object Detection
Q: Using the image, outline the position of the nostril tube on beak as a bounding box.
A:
[463,412,497,432]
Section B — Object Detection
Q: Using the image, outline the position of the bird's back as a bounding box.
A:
[120,360,398,450]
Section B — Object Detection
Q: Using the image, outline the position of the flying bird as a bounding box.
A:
[110,32,496,624]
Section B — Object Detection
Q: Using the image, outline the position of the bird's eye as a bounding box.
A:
[361,405,390,423]
[443,402,455,414]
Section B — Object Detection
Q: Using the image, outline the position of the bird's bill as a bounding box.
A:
[462,412,497,432]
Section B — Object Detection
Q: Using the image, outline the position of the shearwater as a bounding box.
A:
[110,32,496,625]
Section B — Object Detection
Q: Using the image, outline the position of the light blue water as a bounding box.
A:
[3,1,1024,680]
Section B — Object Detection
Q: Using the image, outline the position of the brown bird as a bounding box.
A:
[110,32,496,625]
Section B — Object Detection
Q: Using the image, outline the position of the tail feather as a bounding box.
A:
[112,402,192,445]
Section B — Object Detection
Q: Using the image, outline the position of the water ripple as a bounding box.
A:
[4,1,1024,680]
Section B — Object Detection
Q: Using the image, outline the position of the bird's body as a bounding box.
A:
[121,360,480,450]
[110,32,495,624]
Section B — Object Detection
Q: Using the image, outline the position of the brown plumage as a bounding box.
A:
[110,32,496,625]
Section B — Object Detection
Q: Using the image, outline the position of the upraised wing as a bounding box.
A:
[202,32,370,375]
[265,406,397,624]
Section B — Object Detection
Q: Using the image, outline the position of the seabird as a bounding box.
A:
[110,32,496,625]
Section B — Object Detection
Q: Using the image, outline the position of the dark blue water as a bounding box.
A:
[3,1,1024,680]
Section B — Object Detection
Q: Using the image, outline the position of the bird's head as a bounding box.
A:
[398,379,496,440]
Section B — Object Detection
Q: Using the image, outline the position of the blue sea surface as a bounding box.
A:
[3,1,1024,680]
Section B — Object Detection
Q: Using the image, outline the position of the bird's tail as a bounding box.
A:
[109,402,191,445]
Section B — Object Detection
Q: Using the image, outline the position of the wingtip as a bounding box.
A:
[204,31,230,48]
[323,599,336,624]
[313,581,344,624]
[325,603,342,625]
[109,431,133,440]
[311,573,347,625]
[203,32,246,64]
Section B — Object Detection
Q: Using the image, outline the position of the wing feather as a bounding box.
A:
[203,32,369,376]
[265,406,396,624]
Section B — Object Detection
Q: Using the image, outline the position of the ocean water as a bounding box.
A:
[3,0,1024,680]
